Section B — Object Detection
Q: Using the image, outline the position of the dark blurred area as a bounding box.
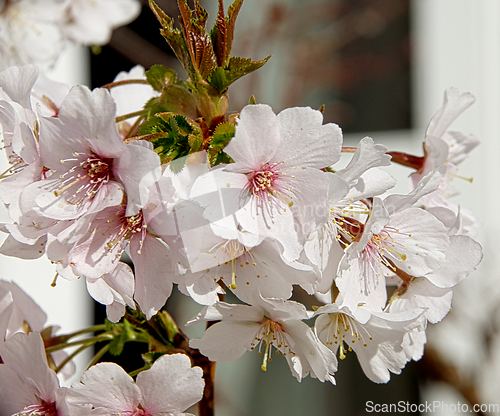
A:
[91,0,411,133]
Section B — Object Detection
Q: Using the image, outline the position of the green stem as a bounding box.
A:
[45,324,108,348]
[101,79,150,90]
[124,132,166,144]
[116,109,149,123]
[128,364,151,378]
[45,334,114,353]
[54,344,88,374]
[124,115,146,139]
[86,344,110,370]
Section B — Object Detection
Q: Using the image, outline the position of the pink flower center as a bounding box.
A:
[106,208,147,254]
[14,402,57,415]
[55,151,112,204]
[247,164,293,208]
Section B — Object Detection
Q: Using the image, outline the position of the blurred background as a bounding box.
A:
[1,0,499,414]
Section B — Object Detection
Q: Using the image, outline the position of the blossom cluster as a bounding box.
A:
[0,0,141,70]
[0,56,482,397]
[0,0,483,413]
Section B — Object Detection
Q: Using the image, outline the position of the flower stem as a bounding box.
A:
[54,344,88,374]
[86,344,110,370]
[45,334,113,353]
[101,79,150,90]
[116,109,149,123]
[44,324,108,348]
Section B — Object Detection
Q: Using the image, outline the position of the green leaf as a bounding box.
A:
[210,122,235,151]
[149,0,195,79]
[207,55,271,93]
[146,65,177,92]
[207,122,236,166]
[158,85,198,120]
[108,319,135,356]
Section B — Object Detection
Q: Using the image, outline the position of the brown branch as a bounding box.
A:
[420,346,487,416]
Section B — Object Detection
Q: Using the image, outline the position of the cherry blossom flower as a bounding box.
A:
[335,172,450,312]
[62,0,141,46]
[304,137,396,293]
[314,303,422,383]
[191,104,343,261]
[179,215,318,305]
[0,0,66,70]
[189,296,337,384]
[0,331,69,416]
[26,85,160,220]
[65,353,204,416]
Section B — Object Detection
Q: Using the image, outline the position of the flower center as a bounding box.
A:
[250,317,295,371]
[247,163,293,208]
[106,208,147,254]
[14,402,57,416]
[322,313,372,360]
[54,152,112,204]
[364,227,408,274]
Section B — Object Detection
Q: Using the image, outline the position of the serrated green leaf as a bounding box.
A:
[150,0,195,78]
[209,150,233,167]
[138,115,170,136]
[188,131,203,153]
[208,55,271,92]
[210,122,235,151]
[146,65,177,92]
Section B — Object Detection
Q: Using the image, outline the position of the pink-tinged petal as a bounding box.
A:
[336,137,392,185]
[30,176,124,221]
[390,277,453,324]
[0,286,13,342]
[66,362,141,413]
[86,263,135,323]
[32,72,70,117]
[137,354,204,414]
[277,167,330,236]
[224,104,281,170]
[0,234,46,259]
[0,332,59,403]
[388,208,449,276]
[1,281,46,336]
[386,169,442,214]
[345,168,396,202]
[283,320,337,383]
[189,320,262,362]
[57,86,125,157]
[189,168,251,223]
[425,235,482,288]
[275,106,342,169]
[0,364,38,415]
[130,234,174,319]
[0,161,43,224]
[426,87,475,139]
[39,116,89,171]
[337,253,388,312]
[0,64,39,108]
[113,142,161,216]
